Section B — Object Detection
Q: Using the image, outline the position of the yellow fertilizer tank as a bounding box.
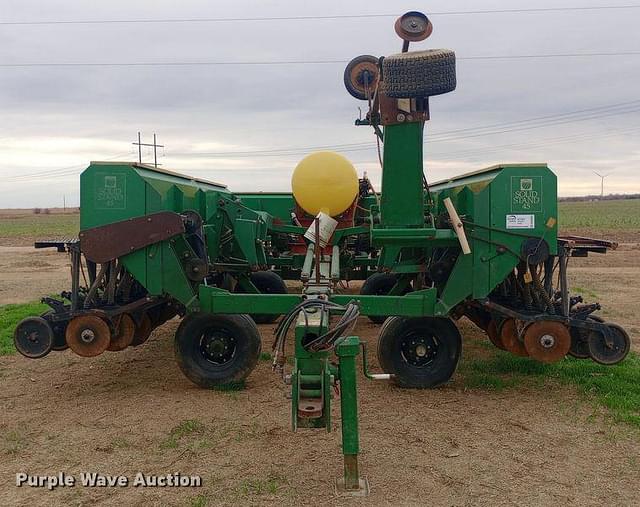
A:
[291,151,359,217]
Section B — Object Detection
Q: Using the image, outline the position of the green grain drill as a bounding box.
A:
[14,12,630,495]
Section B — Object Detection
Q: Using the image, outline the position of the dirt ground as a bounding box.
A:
[0,237,639,506]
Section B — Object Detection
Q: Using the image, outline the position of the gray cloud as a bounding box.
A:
[1,0,639,207]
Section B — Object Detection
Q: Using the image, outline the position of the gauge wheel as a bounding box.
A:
[377,316,461,388]
[569,315,603,359]
[14,316,54,359]
[174,313,261,388]
[588,322,631,365]
[41,310,69,351]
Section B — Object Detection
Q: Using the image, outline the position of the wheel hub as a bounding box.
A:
[201,331,236,364]
[540,334,555,349]
[523,321,571,363]
[400,334,437,366]
[65,315,111,357]
[80,329,95,343]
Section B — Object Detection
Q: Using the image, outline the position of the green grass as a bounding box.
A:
[461,350,640,427]
[2,429,27,455]
[0,301,49,355]
[238,476,282,496]
[212,381,246,392]
[188,494,209,507]
[161,419,206,449]
[559,199,640,230]
[0,212,79,240]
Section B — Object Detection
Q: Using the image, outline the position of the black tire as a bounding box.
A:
[41,310,69,351]
[569,315,603,359]
[14,316,54,359]
[236,271,288,324]
[377,316,462,388]
[360,273,410,324]
[588,322,630,366]
[382,49,456,98]
[174,313,261,388]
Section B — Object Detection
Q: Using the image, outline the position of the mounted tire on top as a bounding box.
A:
[382,49,457,98]
[174,313,261,388]
[377,316,462,388]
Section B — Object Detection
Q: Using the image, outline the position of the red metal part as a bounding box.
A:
[80,211,185,263]
[289,200,357,255]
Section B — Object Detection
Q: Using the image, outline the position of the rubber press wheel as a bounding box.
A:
[14,316,54,359]
[569,315,604,359]
[360,273,411,324]
[41,310,69,351]
[377,317,462,388]
[235,271,288,324]
[174,313,261,388]
[382,49,457,98]
[587,322,631,366]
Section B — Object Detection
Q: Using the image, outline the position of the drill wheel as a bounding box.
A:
[131,313,153,346]
[174,313,261,389]
[523,321,571,363]
[499,319,528,357]
[14,316,54,359]
[107,314,136,351]
[377,316,462,388]
[41,310,69,351]
[486,319,507,351]
[588,322,630,365]
[344,55,380,101]
[569,315,604,359]
[65,315,111,357]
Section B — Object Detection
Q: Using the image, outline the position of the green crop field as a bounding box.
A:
[0,199,637,243]
[0,212,79,243]
[559,199,640,230]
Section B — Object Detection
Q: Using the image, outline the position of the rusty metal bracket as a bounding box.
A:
[79,211,185,263]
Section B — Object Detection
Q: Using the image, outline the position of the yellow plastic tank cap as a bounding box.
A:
[291,151,359,217]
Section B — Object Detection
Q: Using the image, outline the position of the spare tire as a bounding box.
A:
[382,49,456,98]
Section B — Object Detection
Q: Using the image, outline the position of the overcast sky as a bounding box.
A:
[1,0,639,207]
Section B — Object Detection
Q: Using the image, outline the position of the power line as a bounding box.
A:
[5,101,640,181]
[4,152,132,181]
[171,101,640,158]
[429,125,640,160]
[1,5,640,26]
[2,52,640,68]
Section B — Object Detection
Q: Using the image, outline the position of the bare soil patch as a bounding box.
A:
[0,227,638,506]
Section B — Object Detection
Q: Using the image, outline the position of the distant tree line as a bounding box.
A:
[559,193,640,202]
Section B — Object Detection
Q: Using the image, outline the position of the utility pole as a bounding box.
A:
[63,194,66,211]
[132,132,164,168]
[593,171,612,199]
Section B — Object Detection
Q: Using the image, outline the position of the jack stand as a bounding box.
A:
[335,336,369,496]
